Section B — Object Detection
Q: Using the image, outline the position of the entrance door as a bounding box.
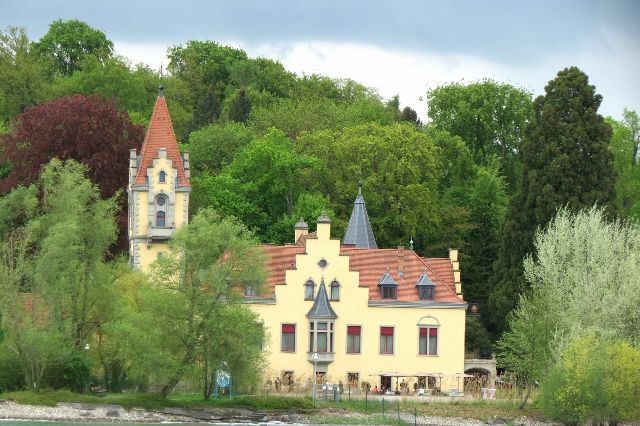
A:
[380,375,391,392]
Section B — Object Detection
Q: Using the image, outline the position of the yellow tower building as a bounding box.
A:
[128,87,190,270]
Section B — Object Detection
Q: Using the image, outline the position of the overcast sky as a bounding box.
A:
[3,0,639,120]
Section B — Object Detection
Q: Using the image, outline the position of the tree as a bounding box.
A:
[47,56,157,117]
[297,123,441,251]
[32,159,120,348]
[497,207,640,407]
[192,129,322,242]
[0,159,123,389]
[0,26,47,121]
[609,109,640,219]
[0,95,145,252]
[125,208,266,397]
[226,88,252,123]
[168,40,248,129]
[188,122,256,175]
[488,67,616,334]
[427,79,533,190]
[541,337,640,425]
[34,19,113,77]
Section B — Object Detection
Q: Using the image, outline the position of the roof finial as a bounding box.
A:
[158,84,165,98]
[358,180,363,195]
[409,237,414,251]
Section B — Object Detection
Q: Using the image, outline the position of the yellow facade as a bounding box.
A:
[250,219,467,393]
[128,90,467,394]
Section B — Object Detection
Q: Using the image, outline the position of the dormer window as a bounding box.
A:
[377,271,398,300]
[415,273,436,301]
[330,280,340,301]
[419,287,434,300]
[304,279,315,300]
[159,170,166,183]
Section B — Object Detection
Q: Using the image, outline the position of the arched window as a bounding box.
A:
[417,315,440,356]
[330,280,340,301]
[304,279,315,300]
[156,211,166,227]
[159,170,166,183]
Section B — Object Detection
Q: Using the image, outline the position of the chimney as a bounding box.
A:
[316,211,331,240]
[294,217,309,243]
[182,152,190,179]
[129,149,137,185]
[449,248,462,299]
[397,246,405,278]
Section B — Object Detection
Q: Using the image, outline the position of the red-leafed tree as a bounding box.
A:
[0,95,144,252]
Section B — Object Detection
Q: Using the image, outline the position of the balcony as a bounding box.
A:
[307,352,334,364]
[147,226,175,240]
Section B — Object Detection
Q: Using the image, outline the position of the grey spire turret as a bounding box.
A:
[306,278,337,319]
[343,181,377,248]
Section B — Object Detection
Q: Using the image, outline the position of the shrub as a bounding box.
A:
[541,336,640,425]
[0,344,25,392]
[42,349,91,392]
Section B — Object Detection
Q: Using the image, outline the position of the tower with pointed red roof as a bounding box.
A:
[128,86,191,270]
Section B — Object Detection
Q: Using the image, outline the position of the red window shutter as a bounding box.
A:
[282,324,295,333]
[419,327,428,337]
[381,327,394,336]
[347,326,361,335]
[429,328,438,337]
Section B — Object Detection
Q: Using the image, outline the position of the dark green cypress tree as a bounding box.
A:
[229,89,252,123]
[488,67,616,335]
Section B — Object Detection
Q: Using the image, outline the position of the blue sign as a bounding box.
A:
[216,371,230,388]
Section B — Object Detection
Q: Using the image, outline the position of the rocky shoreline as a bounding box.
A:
[0,400,305,423]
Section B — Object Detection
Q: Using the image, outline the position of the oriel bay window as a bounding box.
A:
[347,325,361,353]
[281,323,296,352]
[419,327,438,355]
[309,320,334,353]
[379,326,394,354]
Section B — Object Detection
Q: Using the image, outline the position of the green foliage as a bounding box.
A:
[464,317,493,356]
[0,184,38,237]
[298,123,440,252]
[116,208,266,397]
[249,81,393,140]
[42,349,91,392]
[489,67,616,334]
[192,129,323,243]
[498,207,640,405]
[168,40,248,129]
[0,159,123,390]
[34,19,114,77]
[0,344,25,391]
[188,122,256,174]
[47,56,156,115]
[609,109,640,220]
[427,79,533,191]
[0,26,47,121]
[541,336,640,424]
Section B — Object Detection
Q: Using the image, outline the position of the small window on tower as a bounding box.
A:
[159,170,166,183]
[156,211,166,227]
[157,196,166,206]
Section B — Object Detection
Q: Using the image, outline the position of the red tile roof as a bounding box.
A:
[259,241,461,303]
[135,95,189,187]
